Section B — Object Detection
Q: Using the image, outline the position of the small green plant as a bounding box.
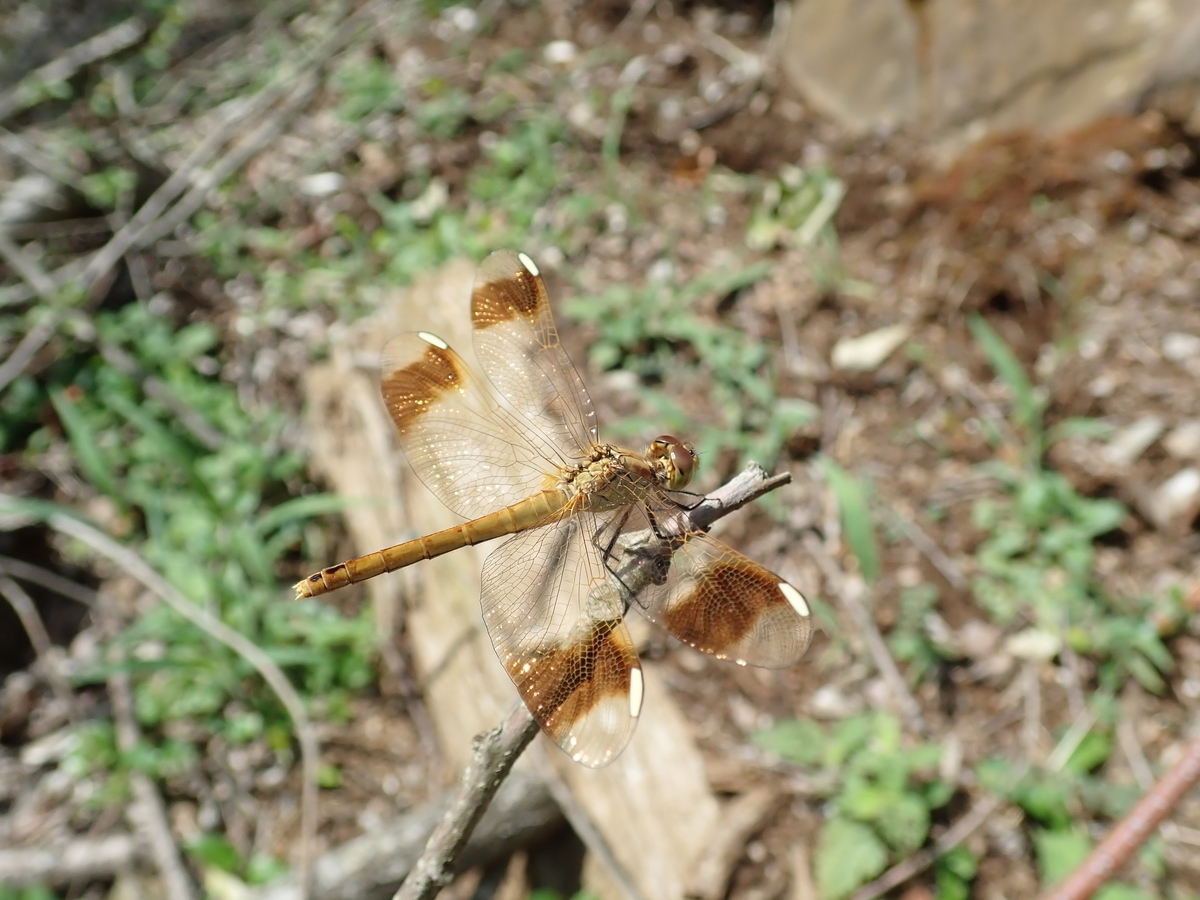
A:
[967,315,1176,692]
[746,164,846,292]
[977,722,1162,897]
[564,261,816,470]
[332,56,405,121]
[818,457,879,581]
[0,885,60,900]
[754,712,963,900]
[886,582,951,683]
[185,832,288,885]
[13,299,375,785]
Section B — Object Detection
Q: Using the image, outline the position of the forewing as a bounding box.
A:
[380,332,552,520]
[481,511,642,767]
[618,500,813,669]
[471,250,597,465]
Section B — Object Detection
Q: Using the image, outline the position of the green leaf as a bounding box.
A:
[1093,884,1158,900]
[817,457,879,582]
[49,390,119,498]
[873,791,931,855]
[935,846,978,900]
[1020,779,1075,828]
[1065,729,1113,774]
[815,817,889,900]
[1074,497,1126,538]
[1033,826,1091,886]
[751,718,825,765]
[252,493,353,536]
[187,833,241,873]
[1047,416,1115,443]
[967,314,1043,441]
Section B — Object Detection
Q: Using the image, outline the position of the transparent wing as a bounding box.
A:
[481,509,643,767]
[470,250,598,467]
[380,332,558,519]
[609,496,813,669]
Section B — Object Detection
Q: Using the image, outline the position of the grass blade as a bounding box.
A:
[50,390,119,499]
[817,456,879,583]
[967,314,1042,438]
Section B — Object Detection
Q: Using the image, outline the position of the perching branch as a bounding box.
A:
[393,462,793,900]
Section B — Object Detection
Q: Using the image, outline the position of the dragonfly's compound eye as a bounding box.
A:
[649,435,696,490]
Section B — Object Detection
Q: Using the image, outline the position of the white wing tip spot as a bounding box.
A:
[517,251,540,277]
[629,667,644,718]
[779,582,810,617]
[417,331,448,350]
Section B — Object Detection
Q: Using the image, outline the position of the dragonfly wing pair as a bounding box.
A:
[366,250,811,766]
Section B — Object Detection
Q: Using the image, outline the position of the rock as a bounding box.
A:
[1004,628,1061,662]
[1102,415,1165,467]
[830,323,911,372]
[296,172,344,197]
[780,0,1200,144]
[1149,466,1200,531]
[543,40,577,65]
[1164,420,1200,459]
[781,0,920,133]
[1163,331,1200,362]
[809,684,861,719]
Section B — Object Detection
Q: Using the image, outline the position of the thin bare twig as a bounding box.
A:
[247,770,559,900]
[803,532,928,736]
[394,703,541,900]
[131,73,320,247]
[1041,734,1200,900]
[109,667,197,900]
[0,18,148,122]
[0,834,141,887]
[0,0,381,393]
[0,498,319,900]
[395,463,796,900]
[0,554,97,607]
[687,786,783,900]
[0,126,88,190]
[884,507,967,590]
[0,573,81,720]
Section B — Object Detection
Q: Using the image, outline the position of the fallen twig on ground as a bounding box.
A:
[0,0,389,393]
[0,18,148,123]
[0,572,80,720]
[0,555,98,607]
[803,531,928,736]
[1041,733,1200,900]
[0,833,141,887]
[687,786,783,900]
[108,665,196,900]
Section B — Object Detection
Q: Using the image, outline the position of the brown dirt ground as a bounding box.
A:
[4,1,1200,898]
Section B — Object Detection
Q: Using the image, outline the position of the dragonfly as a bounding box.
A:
[295,249,813,767]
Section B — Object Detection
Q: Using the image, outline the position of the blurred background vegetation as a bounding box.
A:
[2,1,1200,899]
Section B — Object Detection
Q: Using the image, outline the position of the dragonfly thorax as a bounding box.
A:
[647,435,697,491]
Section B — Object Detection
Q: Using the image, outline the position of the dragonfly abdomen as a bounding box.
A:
[293,488,570,597]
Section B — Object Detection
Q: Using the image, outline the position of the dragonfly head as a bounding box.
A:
[647,435,697,491]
